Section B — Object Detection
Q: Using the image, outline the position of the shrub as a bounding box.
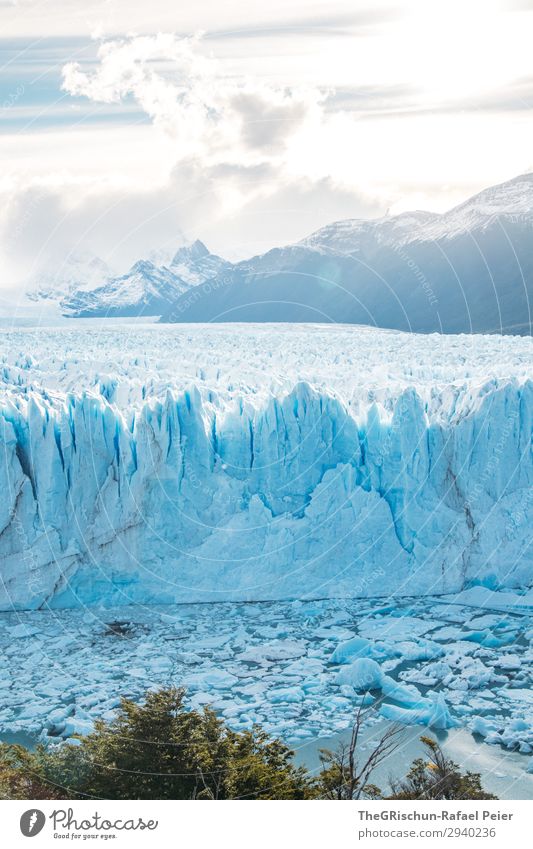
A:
[0,691,497,801]
[389,735,497,800]
[1,688,311,800]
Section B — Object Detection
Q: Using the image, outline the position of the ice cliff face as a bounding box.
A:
[0,325,531,610]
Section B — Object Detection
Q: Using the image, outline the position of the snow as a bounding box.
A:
[22,240,228,320]
[0,323,531,610]
[357,617,442,641]
[60,260,194,317]
[302,173,533,252]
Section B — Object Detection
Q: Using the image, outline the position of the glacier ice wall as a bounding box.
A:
[1,372,531,610]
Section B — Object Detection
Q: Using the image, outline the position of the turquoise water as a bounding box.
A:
[293,720,533,800]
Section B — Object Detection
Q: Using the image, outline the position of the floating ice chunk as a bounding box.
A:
[175,652,202,665]
[239,641,306,662]
[335,657,383,690]
[380,693,457,729]
[353,693,375,706]
[498,688,533,705]
[357,617,442,641]
[431,626,465,641]
[330,636,373,664]
[283,658,323,675]
[268,686,305,704]
[8,624,39,638]
[427,693,459,729]
[463,630,515,649]
[495,654,522,670]
[381,676,427,708]
[445,587,533,612]
[401,661,452,687]
[62,713,94,737]
[471,717,497,737]
[394,640,445,661]
[183,669,238,690]
[469,614,508,629]
[194,635,232,649]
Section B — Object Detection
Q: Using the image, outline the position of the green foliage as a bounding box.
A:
[389,735,497,800]
[1,688,312,800]
[0,743,64,799]
[0,692,498,801]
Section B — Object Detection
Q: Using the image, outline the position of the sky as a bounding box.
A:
[1,0,533,286]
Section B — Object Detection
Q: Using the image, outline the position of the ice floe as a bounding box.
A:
[0,590,530,772]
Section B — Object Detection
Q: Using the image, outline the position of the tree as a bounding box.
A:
[0,690,498,801]
[0,744,64,800]
[1,688,312,800]
[389,735,497,800]
[316,700,403,800]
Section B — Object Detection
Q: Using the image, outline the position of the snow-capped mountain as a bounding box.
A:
[162,173,533,334]
[22,240,230,319]
[26,251,114,302]
[60,260,192,318]
[302,172,533,252]
[58,240,230,318]
[169,239,230,285]
[23,174,533,331]
[299,210,440,255]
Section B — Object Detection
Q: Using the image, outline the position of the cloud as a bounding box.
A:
[15,30,337,275]
[61,33,324,166]
[0,149,380,289]
[4,12,533,290]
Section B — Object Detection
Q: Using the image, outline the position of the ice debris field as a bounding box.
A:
[0,324,531,609]
[0,589,532,776]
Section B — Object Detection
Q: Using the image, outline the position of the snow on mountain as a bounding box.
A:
[301,173,533,253]
[60,259,194,318]
[59,241,230,318]
[21,173,533,330]
[162,173,533,334]
[419,171,533,242]
[0,324,531,610]
[169,239,230,285]
[25,251,114,302]
[299,210,440,255]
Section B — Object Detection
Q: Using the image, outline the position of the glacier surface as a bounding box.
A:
[0,323,531,610]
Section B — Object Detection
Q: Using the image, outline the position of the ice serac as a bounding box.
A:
[0,371,531,610]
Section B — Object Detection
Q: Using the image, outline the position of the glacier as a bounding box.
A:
[0,323,532,611]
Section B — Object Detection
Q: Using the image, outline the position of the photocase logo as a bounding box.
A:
[20,809,46,837]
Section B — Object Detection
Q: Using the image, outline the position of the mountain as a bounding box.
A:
[23,240,230,319]
[60,260,191,318]
[26,251,114,303]
[59,241,230,318]
[169,239,230,285]
[161,173,533,334]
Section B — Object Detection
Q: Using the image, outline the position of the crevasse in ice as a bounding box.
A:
[0,326,531,610]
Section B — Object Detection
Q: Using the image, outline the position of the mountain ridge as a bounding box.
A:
[24,172,533,333]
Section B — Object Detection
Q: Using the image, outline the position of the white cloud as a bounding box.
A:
[61,33,325,169]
